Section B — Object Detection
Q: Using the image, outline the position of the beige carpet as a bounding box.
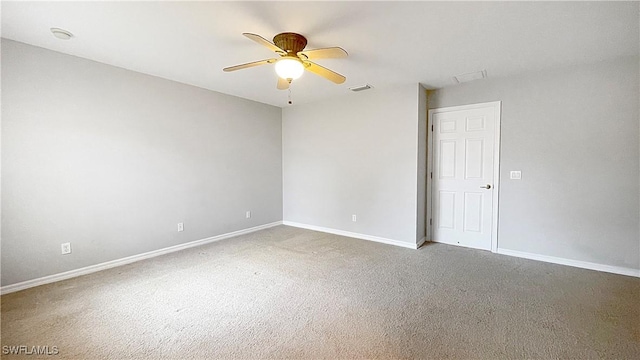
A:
[2,225,639,359]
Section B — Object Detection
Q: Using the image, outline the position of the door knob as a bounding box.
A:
[480,184,492,189]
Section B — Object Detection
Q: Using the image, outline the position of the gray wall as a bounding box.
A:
[1,40,283,286]
[429,55,640,270]
[282,85,421,245]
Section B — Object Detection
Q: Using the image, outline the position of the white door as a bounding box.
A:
[429,102,500,251]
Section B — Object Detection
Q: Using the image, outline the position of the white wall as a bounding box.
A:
[282,85,423,246]
[429,56,640,271]
[416,85,428,242]
[1,40,283,286]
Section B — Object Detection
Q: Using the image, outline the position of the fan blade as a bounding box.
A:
[223,58,276,72]
[304,61,346,84]
[277,77,290,90]
[243,33,286,54]
[298,47,348,60]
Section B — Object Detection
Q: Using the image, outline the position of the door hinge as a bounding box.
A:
[430,172,432,179]
[430,218,432,226]
[431,125,434,131]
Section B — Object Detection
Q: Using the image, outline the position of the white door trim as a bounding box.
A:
[426,101,501,253]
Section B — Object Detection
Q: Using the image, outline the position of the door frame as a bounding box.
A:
[426,101,502,253]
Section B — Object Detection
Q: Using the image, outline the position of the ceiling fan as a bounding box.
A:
[223,32,348,90]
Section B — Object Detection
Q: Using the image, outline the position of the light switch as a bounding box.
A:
[510,171,522,180]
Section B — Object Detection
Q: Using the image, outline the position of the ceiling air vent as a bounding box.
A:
[453,70,487,84]
[349,84,373,92]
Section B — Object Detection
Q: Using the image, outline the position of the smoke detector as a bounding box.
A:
[50,28,73,40]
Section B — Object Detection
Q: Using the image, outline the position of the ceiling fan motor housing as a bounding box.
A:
[223,32,347,90]
[273,32,307,55]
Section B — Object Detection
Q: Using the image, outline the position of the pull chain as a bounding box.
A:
[288,87,293,105]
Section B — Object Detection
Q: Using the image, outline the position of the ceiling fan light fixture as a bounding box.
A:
[224,32,347,89]
[275,57,304,80]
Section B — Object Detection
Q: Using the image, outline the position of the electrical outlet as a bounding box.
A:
[61,243,71,255]
[246,211,251,219]
[352,214,357,222]
[510,171,522,180]
[177,222,184,232]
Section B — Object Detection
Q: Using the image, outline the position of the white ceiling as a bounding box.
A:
[2,1,639,108]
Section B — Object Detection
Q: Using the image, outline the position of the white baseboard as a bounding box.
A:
[496,248,640,278]
[282,221,421,249]
[7,222,632,295]
[1,221,283,295]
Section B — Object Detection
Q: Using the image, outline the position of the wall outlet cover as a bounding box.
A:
[510,171,522,180]
[61,243,71,255]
